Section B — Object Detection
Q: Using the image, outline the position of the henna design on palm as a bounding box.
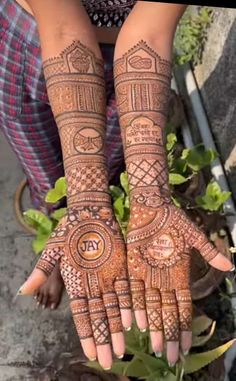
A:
[114,41,232,351]
[36,206,131,345]
[127,190,221,341]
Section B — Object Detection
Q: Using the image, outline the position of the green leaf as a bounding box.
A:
[114,195,125,220]
[184,339,236,374]
[196,181,231,212]
[169,173,189,185]
[51,208,67,221]
[109,185,124,200]
[166,133,177,152]
[24,209,53,233]
[32,230,50,254]
[184,145,218,172]
[45,177,67,203]
[120,172,129,196]
[192,321,216,347]
[171,196,181,208]
[133,352,168,374]
[124,357,150,378]
[192,315,213,336]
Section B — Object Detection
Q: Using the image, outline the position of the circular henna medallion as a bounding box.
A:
[67,222,112,270]
[73,128,103,154]
[141,231,185,268]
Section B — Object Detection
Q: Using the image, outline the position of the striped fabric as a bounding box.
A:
[0,0,124,212]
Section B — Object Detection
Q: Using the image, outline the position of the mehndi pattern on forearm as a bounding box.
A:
[114,40,172,194]
[43,41,109,208]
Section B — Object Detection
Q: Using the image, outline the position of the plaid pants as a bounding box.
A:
[0,0,124,211]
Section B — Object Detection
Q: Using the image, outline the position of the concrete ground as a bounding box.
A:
[0,132,81,380]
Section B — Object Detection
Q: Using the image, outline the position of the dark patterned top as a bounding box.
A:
[82,0,136,27]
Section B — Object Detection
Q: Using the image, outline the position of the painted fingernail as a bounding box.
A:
[183,350,189,356]
[155,352,162,358]
[89,357,97,362]
[51,303,56,310]
[125,326,132,332]
[230,266,235,272]
[117,354,124,359]
[140,328,147,333]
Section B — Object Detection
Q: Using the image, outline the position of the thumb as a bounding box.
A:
[191,230,234,272]
[18,246,63,295]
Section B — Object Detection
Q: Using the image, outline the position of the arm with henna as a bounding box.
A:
[20,0,132,369]
[114,2,233,365]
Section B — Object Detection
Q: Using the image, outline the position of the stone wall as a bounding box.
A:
[194,7,236,201]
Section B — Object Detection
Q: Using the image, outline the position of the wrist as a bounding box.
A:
[129,186,171,209]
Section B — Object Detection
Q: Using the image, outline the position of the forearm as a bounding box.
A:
[114,3,187,201]
[26,0,110,207]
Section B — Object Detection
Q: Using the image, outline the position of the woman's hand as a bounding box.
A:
[19,205,132,369]
[127,190,233,365]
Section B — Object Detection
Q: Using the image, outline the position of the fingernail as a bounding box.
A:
[16,287,23,296]
[117,354,124,359]
[104,367,111,371]
[168,362,176,368]
[89,357,97,362]
[140,328,147,333]
[51,303,56,310]
[42,305,46,309]
[230,266,235,272]
[183,350,189,356]
[125,326,132,332]
[155,352,162,358]
[34,296,37,300]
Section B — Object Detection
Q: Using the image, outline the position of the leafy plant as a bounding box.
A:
[174,6,214,66]
[87,317,235,380]
[196,181,231,212]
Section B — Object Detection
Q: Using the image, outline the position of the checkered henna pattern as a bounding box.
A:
[114,41,220,342]
[34,41,131,347]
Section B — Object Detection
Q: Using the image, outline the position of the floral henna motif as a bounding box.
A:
[114,41,220,343]
[32,41,132,348]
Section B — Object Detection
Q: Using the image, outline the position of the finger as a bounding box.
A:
[192,231,233,271]
[176,290,192,354]
[70,298,97,361]
[146,288,164,354]
[114,279,132,330]
[41,293,48,309]
[103,292,125,358]
[18,247,63,295]
[181,331,192,356]
[167,341,179,367]
[36,292,43,308]
[161,290,179,366]
[131,280,148,331]
[89,297,113,370]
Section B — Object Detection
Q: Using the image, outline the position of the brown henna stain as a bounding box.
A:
[35,41,132,346]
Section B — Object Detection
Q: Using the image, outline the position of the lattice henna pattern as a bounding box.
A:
[114,41,222,343]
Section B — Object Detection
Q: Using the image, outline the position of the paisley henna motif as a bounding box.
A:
[114,41,220,343]
[31,41,132,348]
